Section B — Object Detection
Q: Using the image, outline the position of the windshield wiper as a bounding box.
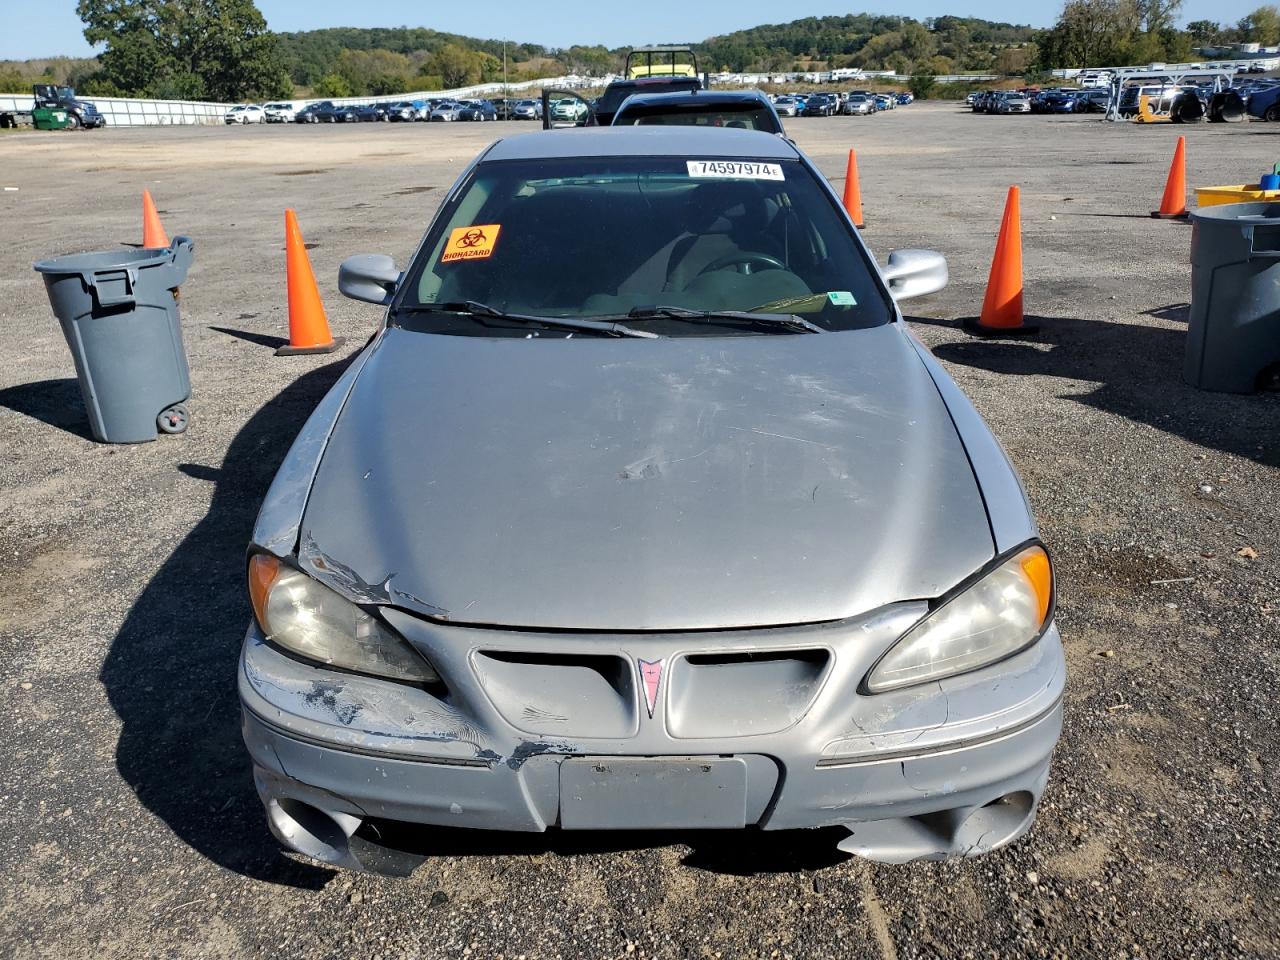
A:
[604,305,825,334]
[393,301,658,339]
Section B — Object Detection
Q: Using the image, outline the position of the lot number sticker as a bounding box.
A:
[442,224,502,263]
[687,160,784,181]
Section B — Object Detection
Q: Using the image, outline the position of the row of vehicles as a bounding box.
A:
[773,90,912,118]
[223,97,549,125]
[967,88,1109,114]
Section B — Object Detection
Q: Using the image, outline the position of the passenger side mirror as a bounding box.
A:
[339,254,400,305]
[881,249,948,302]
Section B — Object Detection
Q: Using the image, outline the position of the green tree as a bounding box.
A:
[76,0,290,100]
[1239,6,1280,44]
[0,67,27,93]
[427,43,481,89]
[908,73,937,98]
[335,48,412,95]
[312,73,352,97]
[1186,20,1222,43]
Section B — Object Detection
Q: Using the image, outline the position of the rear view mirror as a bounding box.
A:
[881,249,949,302]
[339,254,400,305]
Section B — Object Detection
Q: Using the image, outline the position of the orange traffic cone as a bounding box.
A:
[841,149,864,228]
[964,186,1037,337]
[277,209,344,356]
[1152,136,1188,219]
[142,189,169,248]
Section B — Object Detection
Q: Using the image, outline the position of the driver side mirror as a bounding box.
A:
[881,249,948,302]
[339,254,400,305]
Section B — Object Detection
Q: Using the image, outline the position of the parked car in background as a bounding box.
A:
[430,101,467,122]
[802,93,839,116]
[331,105,361,123]
[512,99,543,120]
[1041,90,1079,113]
[224,104,265,124]
[459,100,498,121]
[489,98,515,119]
[993,92,1032,114]
[1118,83,1184,118]
[387,101,421,122]
[354,103,389,122]
[295,102,332,123]
[843,93,876,115]
[773,95,801,117]
[593,75,703,126]
[263,101,302,123]
[1076,89,1111,113]
[612,90,784,134]
[895,92,913,105]
[873,94,895,111]
[550,98,591,124]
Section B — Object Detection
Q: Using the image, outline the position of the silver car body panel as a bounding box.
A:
[298,324,994,631]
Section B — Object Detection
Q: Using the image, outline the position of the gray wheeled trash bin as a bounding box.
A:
[34,237,194,442]
[1186,203,1280,393]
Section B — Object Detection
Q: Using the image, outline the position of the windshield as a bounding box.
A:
[395,155,890,338]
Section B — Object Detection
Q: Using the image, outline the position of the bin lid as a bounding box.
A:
[1190,201,1280,225]
[34,238,192,277]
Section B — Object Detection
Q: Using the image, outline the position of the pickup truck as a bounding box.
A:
[0,84,104,129]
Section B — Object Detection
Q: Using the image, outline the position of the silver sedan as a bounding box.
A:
[240,127,1064,874]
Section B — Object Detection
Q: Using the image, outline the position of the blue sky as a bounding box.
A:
[3,0,1260,60]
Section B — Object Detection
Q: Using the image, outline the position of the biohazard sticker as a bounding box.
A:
[687,160,784,181]
[441,224,502,263]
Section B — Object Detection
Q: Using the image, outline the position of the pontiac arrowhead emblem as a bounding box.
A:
[638,659,663,718]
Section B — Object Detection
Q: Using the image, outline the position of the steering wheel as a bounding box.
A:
[698,252,787,277]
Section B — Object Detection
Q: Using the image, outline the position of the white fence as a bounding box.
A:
[0,74,604,127]
[0,92,231,125]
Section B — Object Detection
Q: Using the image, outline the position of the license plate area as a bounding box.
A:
[558,757,748,830]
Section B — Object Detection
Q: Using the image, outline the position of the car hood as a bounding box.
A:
[300,325,994,631]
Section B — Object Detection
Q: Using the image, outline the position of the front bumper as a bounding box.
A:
[240,606,1065,872]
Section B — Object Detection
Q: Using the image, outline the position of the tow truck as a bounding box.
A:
[0,84,104,130]
[542,46,707,128]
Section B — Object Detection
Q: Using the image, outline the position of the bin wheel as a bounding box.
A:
[158,404,189,434]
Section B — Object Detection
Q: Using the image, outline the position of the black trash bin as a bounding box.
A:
[34,237,194,442]
[1186,203,1280,393]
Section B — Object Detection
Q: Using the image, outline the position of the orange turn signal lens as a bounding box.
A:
[248,553,281,633]
[1019,546,1053,626]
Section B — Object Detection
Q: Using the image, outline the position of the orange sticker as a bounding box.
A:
[441,224,502,263]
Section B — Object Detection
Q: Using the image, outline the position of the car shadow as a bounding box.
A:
[100,357,355,889]
[0,377,95,440]
[912,314,1280,466]
[357,820,851,876]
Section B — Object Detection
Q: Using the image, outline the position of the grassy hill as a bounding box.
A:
[1,13,1038,97]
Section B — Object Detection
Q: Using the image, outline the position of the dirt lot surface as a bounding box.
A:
[1,104,1278,959]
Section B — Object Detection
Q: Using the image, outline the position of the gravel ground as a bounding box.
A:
[1,104,1277,959]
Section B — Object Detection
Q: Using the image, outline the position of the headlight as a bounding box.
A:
[248,554,438,684]
[864,544,1053,693]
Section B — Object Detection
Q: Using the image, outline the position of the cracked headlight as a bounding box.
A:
[248,554,438,684]
[865,545,1053,693]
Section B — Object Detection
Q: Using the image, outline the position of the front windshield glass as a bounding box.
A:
[395,155,889,337]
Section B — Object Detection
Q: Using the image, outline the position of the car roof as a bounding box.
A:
[618,90,770,110]
[484,126,801,162]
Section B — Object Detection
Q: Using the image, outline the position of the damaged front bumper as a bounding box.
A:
[239,603,1065,873]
